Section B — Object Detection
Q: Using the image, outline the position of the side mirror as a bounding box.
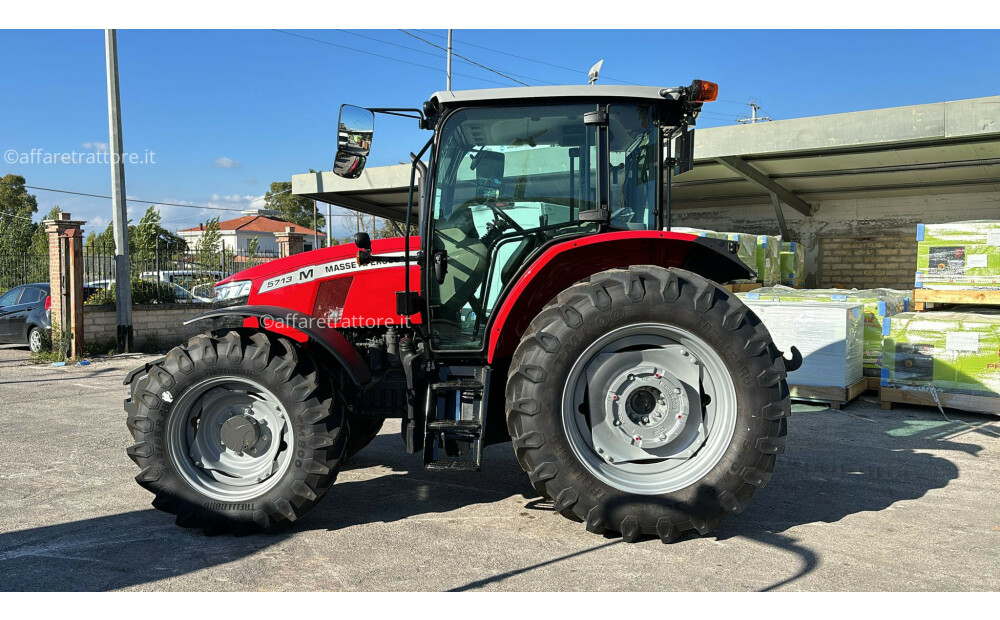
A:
[334,104,375,179]
[672,127,695,176]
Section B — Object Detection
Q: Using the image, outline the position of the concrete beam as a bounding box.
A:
[715,156,816,216]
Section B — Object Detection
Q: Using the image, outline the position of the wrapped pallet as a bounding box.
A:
[755,235,781,286]
[741,299,865,388]
[779,241,806,287]
[742,286,910,377]
[882,310,1000,397]
[722,232,758,282]
[915,221,1000,290]
[671,226,723,239]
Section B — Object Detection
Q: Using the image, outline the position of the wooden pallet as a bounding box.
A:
[913,288,1000,310]
[865,376,882,392]
[724,283,763,293]
[789,377,868,410]
[879,386,999,415]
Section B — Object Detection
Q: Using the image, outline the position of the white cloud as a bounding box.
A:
[214,156,242,169]
[81,141,109,152]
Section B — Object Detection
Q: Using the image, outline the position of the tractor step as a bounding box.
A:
[424,366,491,472]
[424,460,480,471]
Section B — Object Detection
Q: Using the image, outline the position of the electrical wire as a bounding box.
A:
[398,30,530,86]
[412,29,640,85]
[339,29,559,86]
[271,29,511,88]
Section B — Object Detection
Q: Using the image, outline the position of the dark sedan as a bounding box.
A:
[0,283,51,353]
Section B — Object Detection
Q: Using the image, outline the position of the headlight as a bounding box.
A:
[213,280,252,302]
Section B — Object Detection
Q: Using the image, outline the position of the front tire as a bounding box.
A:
[125,330,348,533]
[506,266,789,542]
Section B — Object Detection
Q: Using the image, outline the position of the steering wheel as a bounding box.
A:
[457,197,525,233]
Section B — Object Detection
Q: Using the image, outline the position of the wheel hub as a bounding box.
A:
[220,414,262,455]
[607,366,689,449]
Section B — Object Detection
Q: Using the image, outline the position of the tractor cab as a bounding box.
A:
[334,83,720,353]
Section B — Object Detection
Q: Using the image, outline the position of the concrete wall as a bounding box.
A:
[83,303,214,351]
[672,190,1000,290]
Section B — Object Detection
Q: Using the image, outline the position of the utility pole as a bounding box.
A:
[446,29,453,90]
[736,98,772,124]
[105,29,133,352]
[326,203,332,247]
[312,199,318,250]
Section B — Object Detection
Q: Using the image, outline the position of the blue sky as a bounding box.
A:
[1,29,998,238]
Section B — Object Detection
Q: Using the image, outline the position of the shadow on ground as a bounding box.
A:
[1,405,996,591]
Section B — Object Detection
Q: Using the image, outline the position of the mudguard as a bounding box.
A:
[184,305,372,386]
[487,231,755,362]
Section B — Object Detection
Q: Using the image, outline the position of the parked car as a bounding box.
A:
[0,283,51,353]
[139,270,223,290]
[85,279,211,303]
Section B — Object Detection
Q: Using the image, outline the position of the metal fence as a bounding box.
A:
[83,241,280,303]
[0,253,49,295]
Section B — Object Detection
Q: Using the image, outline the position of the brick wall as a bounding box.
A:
[818,234,917,290]
[83,303,215,351]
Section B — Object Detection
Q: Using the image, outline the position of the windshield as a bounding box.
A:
[427,103,659,351]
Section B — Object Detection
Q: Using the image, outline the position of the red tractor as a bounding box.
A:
[124,81,796,541]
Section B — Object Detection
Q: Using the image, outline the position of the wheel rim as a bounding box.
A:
[167,376,294,502]
[29,330,41,352]
[561,323,738,495]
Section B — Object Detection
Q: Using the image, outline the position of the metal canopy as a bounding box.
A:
[293,95,1000,223]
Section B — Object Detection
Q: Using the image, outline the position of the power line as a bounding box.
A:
[398,30,530,87]
[271,29,511,88]
[340,29,558,86]
[413,29,639,86]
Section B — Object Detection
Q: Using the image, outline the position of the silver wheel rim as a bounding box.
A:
[561,323,738,495]
[29,329,41,352]
[167,376,294,502]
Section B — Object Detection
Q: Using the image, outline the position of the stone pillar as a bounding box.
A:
[276,227,305,258]
[44,213,86,359]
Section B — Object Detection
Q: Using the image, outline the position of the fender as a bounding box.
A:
[487,231,754,362]
[184,305,372,387]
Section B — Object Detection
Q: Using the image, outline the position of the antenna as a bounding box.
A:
[588,59,604,85]
[736,98,772,124]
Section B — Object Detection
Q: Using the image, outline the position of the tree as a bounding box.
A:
[133,206,187,254]
[195,217,222,265]
[264,174,325,230]
[29,205,62,256]
[0,174,39,254]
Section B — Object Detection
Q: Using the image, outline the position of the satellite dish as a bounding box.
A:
[588,59,604,85]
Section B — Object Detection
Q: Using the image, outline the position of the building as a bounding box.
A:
[292,94,1000,291]
[177,209,326,253]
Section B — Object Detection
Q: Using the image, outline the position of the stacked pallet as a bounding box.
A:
[913,221,1000,309]
[739,297,866,408]
[743,286,911,381]
[672,227,805,287]
[880,310,1000,415]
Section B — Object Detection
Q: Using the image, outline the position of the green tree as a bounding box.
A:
[28,205,62,256]
[196,216,222,262]
[264,174,325,230]
[0,174,39,254]
[133,206,187,254]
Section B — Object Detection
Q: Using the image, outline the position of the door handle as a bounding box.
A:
[433,250,448,285]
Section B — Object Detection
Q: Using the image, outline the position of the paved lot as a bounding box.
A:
[0,343,998,591]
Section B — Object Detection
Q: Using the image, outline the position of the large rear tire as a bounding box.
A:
[506,266,789,542]
[125,330,348,534]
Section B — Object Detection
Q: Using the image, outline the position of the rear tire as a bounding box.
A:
[28,327,43,353]
[125,330,348,534]
[505,266,789,542]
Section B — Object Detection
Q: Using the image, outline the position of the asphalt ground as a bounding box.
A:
[0,343,998,591]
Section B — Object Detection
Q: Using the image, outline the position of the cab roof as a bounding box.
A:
[429,85,686,108]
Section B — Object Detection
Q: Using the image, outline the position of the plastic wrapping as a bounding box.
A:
[722,232,758,282]
[915,220,1000,290]
[882,310,1000,397]
[780,241,806,287]
[741,286,911,376]
[755,235,781,286]
[740,299,865,388]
